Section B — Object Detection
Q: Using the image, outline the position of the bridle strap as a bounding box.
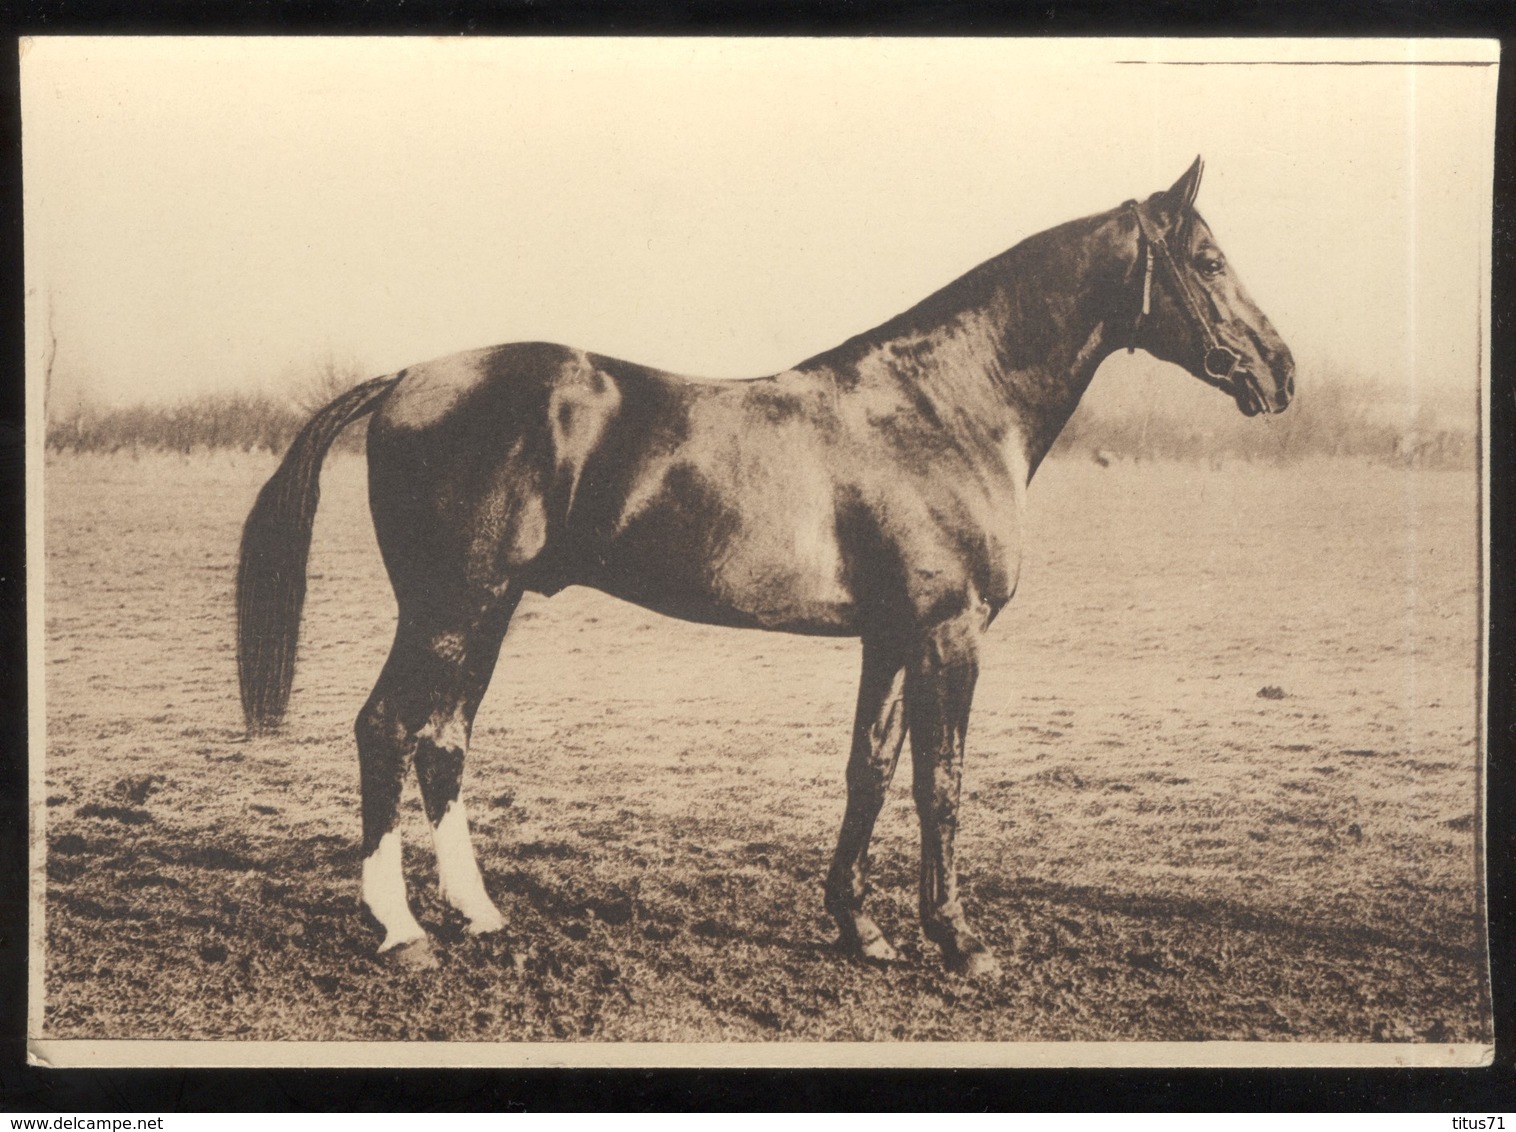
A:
[1131,242,1153,347]
[1123,200,1243,391]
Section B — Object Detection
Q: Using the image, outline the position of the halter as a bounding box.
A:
[1123,200,1248,397]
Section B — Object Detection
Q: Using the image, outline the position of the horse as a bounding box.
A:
[237,157,1294,976]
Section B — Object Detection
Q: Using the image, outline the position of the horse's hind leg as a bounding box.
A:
[825,634,908,963]
[414,589,520,934]
[355,589,518,954]
[355,629,430,956]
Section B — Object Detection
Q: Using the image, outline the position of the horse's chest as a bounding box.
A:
[962,507,1024,608]
[899,476,1025,613]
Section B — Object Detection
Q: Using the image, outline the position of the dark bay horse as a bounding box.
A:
[238,157,1294,975]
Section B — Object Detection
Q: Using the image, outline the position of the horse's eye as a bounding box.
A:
[1197,255,1225,278]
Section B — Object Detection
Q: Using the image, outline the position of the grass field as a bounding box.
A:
[40,451,1488,1045]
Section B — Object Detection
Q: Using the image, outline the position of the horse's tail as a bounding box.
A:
[236,374,402,734]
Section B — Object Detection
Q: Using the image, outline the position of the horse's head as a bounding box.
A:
[1128,157,1295,417]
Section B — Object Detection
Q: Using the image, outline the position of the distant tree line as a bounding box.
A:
[46,357,366,457]
[46,364,1477,469]
[1049,374,1476,469]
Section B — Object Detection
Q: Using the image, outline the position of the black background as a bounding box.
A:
[1,0,1513,1112]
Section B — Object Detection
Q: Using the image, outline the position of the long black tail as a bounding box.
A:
[236,375,401,734]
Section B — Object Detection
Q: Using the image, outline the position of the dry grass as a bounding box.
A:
[40,451,1487,1044]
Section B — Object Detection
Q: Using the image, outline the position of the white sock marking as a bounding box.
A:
[433,799,504,933]
[361,830,426,951]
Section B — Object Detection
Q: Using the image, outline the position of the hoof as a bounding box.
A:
[382,935,438,970]
[836,916,900,966]
[944,944,1000,978]
[464,908,507,936]
[854,933,900,965]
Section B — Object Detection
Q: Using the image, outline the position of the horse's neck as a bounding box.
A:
[857,211,1130,480]
[997,242,1125,477]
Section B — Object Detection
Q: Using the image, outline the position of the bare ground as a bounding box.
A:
[39,451,1488,1044]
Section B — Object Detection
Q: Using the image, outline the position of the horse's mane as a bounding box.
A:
[795,207,1117,373]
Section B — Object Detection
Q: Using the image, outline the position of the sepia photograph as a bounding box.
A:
[23,37,1496,1068]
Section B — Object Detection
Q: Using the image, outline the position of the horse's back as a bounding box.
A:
[365,337,1024,633]
[366,342,855,626]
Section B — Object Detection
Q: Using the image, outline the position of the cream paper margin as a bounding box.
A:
[24,35,1500,1070]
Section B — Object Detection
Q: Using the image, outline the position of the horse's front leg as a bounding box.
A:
[907,607,1000,977]
[825,634,908,963]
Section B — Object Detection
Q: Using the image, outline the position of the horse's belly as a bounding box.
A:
[595,574,859,636]
[574,496,859,635]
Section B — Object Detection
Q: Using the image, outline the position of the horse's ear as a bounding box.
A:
[1165,155,1204,211]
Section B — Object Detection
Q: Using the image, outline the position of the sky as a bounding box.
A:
[21,38,1499,417]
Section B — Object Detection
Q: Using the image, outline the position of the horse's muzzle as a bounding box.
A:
[1220,367,1261,417]
[1199,347,1264,416]
[1234,376,1265,417]
[1205,344,1292,417]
